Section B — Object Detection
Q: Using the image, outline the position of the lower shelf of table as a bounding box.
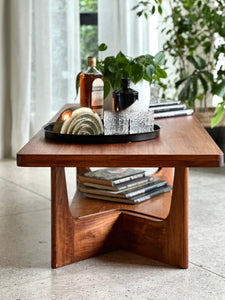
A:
[70,189,172,220]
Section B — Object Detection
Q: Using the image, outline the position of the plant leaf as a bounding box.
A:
[156,67,167,78]
[212,80,225,97]
[189,75,198,101]
[198,73,208,93]
[187,55,199,69]
[175,76,189,88]
[154,51,165,66]
[196,55,206,70]
[116,56,129,67]
[116,51,126,59]
[132,4,139,11]
[178,77,191,102]
[75,72,81,98]
[158,5,162,15]
[152,6,155,15]
[130,64,143,84]
[114,71,122,89]
[137,10,143,17]
[211,102,225,128]
[98,43,108,51]
[192,75,198,97]
[108,63,118,73]
[145,64,155,81]
[103,79,111,99]
[144,54,154,65]
[202,71,214,82]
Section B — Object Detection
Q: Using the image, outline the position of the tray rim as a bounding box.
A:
[44,122,161,144]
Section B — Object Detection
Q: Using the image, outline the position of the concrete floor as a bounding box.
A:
[0,159,225,299]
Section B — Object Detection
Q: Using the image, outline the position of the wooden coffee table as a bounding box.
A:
[17,105,224,269]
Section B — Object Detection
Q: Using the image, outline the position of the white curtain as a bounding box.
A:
[98,0,158,58]
[31,0,80,136]
[98,0,159,109]
[0,0,11,158]
[0,0,80,159]
[10,0,32,158]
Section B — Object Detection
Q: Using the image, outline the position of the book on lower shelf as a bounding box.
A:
[78,168,148,187]
[85,185,173,204]
[82,175,158,191]
[79,167,173,204]
[80,178,168,199]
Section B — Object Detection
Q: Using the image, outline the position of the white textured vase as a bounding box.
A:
[130,80,151,111]
[104,89,113,111]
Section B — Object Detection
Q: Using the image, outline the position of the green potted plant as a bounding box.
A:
[76,43,167,109]
[134,0,225,128]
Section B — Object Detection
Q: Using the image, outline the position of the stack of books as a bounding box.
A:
[149,100,194,119]
[78,168,172,204]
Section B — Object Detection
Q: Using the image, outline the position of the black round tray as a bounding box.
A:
[44,122,161,144]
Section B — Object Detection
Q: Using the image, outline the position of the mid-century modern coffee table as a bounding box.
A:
[17,105,224,269]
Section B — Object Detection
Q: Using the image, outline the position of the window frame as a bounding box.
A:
[80,12,97,26]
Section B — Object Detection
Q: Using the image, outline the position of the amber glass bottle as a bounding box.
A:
[80,57,104,119]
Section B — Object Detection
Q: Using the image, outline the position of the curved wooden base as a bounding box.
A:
[51,167,188,269]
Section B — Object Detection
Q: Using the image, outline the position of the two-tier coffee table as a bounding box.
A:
[17,105,224,269]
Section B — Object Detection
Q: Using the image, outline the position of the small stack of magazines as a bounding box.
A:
[78,168,172,204]
[149,100,194,119]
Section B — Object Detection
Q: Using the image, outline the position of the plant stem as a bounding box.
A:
[207,30,215,71]
[204,26,214,111]
[193,101,196,112]
[200,93,207,112]
[168,0,186,75]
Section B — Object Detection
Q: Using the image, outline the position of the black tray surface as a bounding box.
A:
[44,122,161,144]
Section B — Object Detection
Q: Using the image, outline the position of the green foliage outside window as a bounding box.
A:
[79,0,98,71]
[79,0,97,12]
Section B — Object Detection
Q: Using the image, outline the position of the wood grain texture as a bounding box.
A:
[51,167,121,268]
[51,167,75,268]
[117,168,188,269]
[166,167,189,268]
[17,105,224,168]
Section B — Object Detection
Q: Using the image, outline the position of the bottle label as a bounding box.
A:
[91,78,104,106]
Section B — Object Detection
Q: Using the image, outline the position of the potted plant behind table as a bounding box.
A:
[76,43,167,110]
[134,0,225,151]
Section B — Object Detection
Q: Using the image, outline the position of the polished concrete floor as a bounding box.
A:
[0,159,225,299]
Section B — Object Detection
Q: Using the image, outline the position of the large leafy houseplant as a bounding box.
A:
[76,43,167,99]
[134,0,225,127]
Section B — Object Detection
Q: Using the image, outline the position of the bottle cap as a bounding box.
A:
[88,57,96,67]
[121,78,130,89]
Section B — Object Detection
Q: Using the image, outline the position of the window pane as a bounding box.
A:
[79,0,98,70]
[80,25,98,70]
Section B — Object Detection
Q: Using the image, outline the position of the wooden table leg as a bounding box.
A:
[51,167,75,268]
[51,167,120,268]
[120,167,189,269]
[165,167,189,268]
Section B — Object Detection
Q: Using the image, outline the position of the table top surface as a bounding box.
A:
[17,105,224,168]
